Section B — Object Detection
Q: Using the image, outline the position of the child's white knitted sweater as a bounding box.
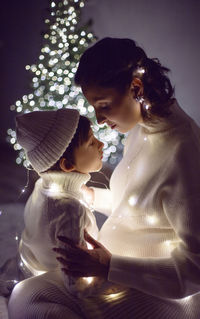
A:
[20,171,99,295]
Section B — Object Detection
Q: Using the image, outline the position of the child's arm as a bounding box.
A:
[49,197,96,294]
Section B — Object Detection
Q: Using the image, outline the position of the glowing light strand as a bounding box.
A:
[7,0,125,166]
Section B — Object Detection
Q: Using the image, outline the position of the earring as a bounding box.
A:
[135,95,151,111]
[135,95,145,104]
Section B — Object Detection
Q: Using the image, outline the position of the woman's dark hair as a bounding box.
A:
[74,37,174,120]
[49,115,91,172]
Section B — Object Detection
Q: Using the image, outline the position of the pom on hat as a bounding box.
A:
[16,108,80,173]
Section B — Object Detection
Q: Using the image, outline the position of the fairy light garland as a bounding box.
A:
[7,3,152,167]
[7,0,125,167]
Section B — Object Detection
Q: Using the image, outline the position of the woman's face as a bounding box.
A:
[82,85,142,133]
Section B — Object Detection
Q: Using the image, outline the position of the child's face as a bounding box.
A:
[73,129,104,174]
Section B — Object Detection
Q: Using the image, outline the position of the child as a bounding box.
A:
[16,108,107,296]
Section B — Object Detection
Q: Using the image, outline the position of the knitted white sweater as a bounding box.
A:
[20,171,99,294]
[9,101,200,319]
[94,99,200,301]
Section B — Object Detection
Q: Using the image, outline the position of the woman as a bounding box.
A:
[9,37,200,319]
[55,37,200,318]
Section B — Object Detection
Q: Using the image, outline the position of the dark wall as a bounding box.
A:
[0,0,48,144]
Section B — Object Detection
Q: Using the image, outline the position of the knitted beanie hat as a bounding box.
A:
[16,108,80,173]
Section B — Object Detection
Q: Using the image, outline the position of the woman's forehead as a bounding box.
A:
[82,86,118,101]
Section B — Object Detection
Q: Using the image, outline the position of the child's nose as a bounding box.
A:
[98,140,104,149]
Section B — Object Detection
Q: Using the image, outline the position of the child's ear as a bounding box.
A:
[59,158,75,172]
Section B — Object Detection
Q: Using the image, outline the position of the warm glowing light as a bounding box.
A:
[17,106,22,112]
[87,243,93,250]
[144,104,150,110]
[137,67,145,74]
[165,240,171,247]
[107,291,125,300]
[146,215,158,225]
[128,195,137,206]
[48,183,61,194]
[182,295,192,302]
[16,158,21,164]
[88,105,94,113]
[9,0,121,166]
[16,100,21,106]
[83,277,93,284]
[10,138,16,144]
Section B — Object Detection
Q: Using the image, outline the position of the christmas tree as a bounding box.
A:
[7,0,124,167]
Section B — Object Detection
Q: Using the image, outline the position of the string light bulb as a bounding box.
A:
[146,215,158,225]
[144,103,150,110]
[136,66,145,74]
[128,195,137,206]
[106,291,125,300]
[83,277,93,284]
[48,183,61,194]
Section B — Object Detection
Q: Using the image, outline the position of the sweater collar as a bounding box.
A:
[40,171,90,198]
[138,99,190,135]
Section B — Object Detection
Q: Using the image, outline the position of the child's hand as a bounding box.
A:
[81,185,94,206]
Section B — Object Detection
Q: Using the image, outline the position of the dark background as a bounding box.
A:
[0,0,200,203]
[0,0,49,143]
[0,0,49,203]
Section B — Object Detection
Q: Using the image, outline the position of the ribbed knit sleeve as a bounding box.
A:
[92,187,112,216]
[48,198,89,294]
[108,137,200,299]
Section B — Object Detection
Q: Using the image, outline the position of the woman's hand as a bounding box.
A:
[53,230,111,278]
[81,185,94,206]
